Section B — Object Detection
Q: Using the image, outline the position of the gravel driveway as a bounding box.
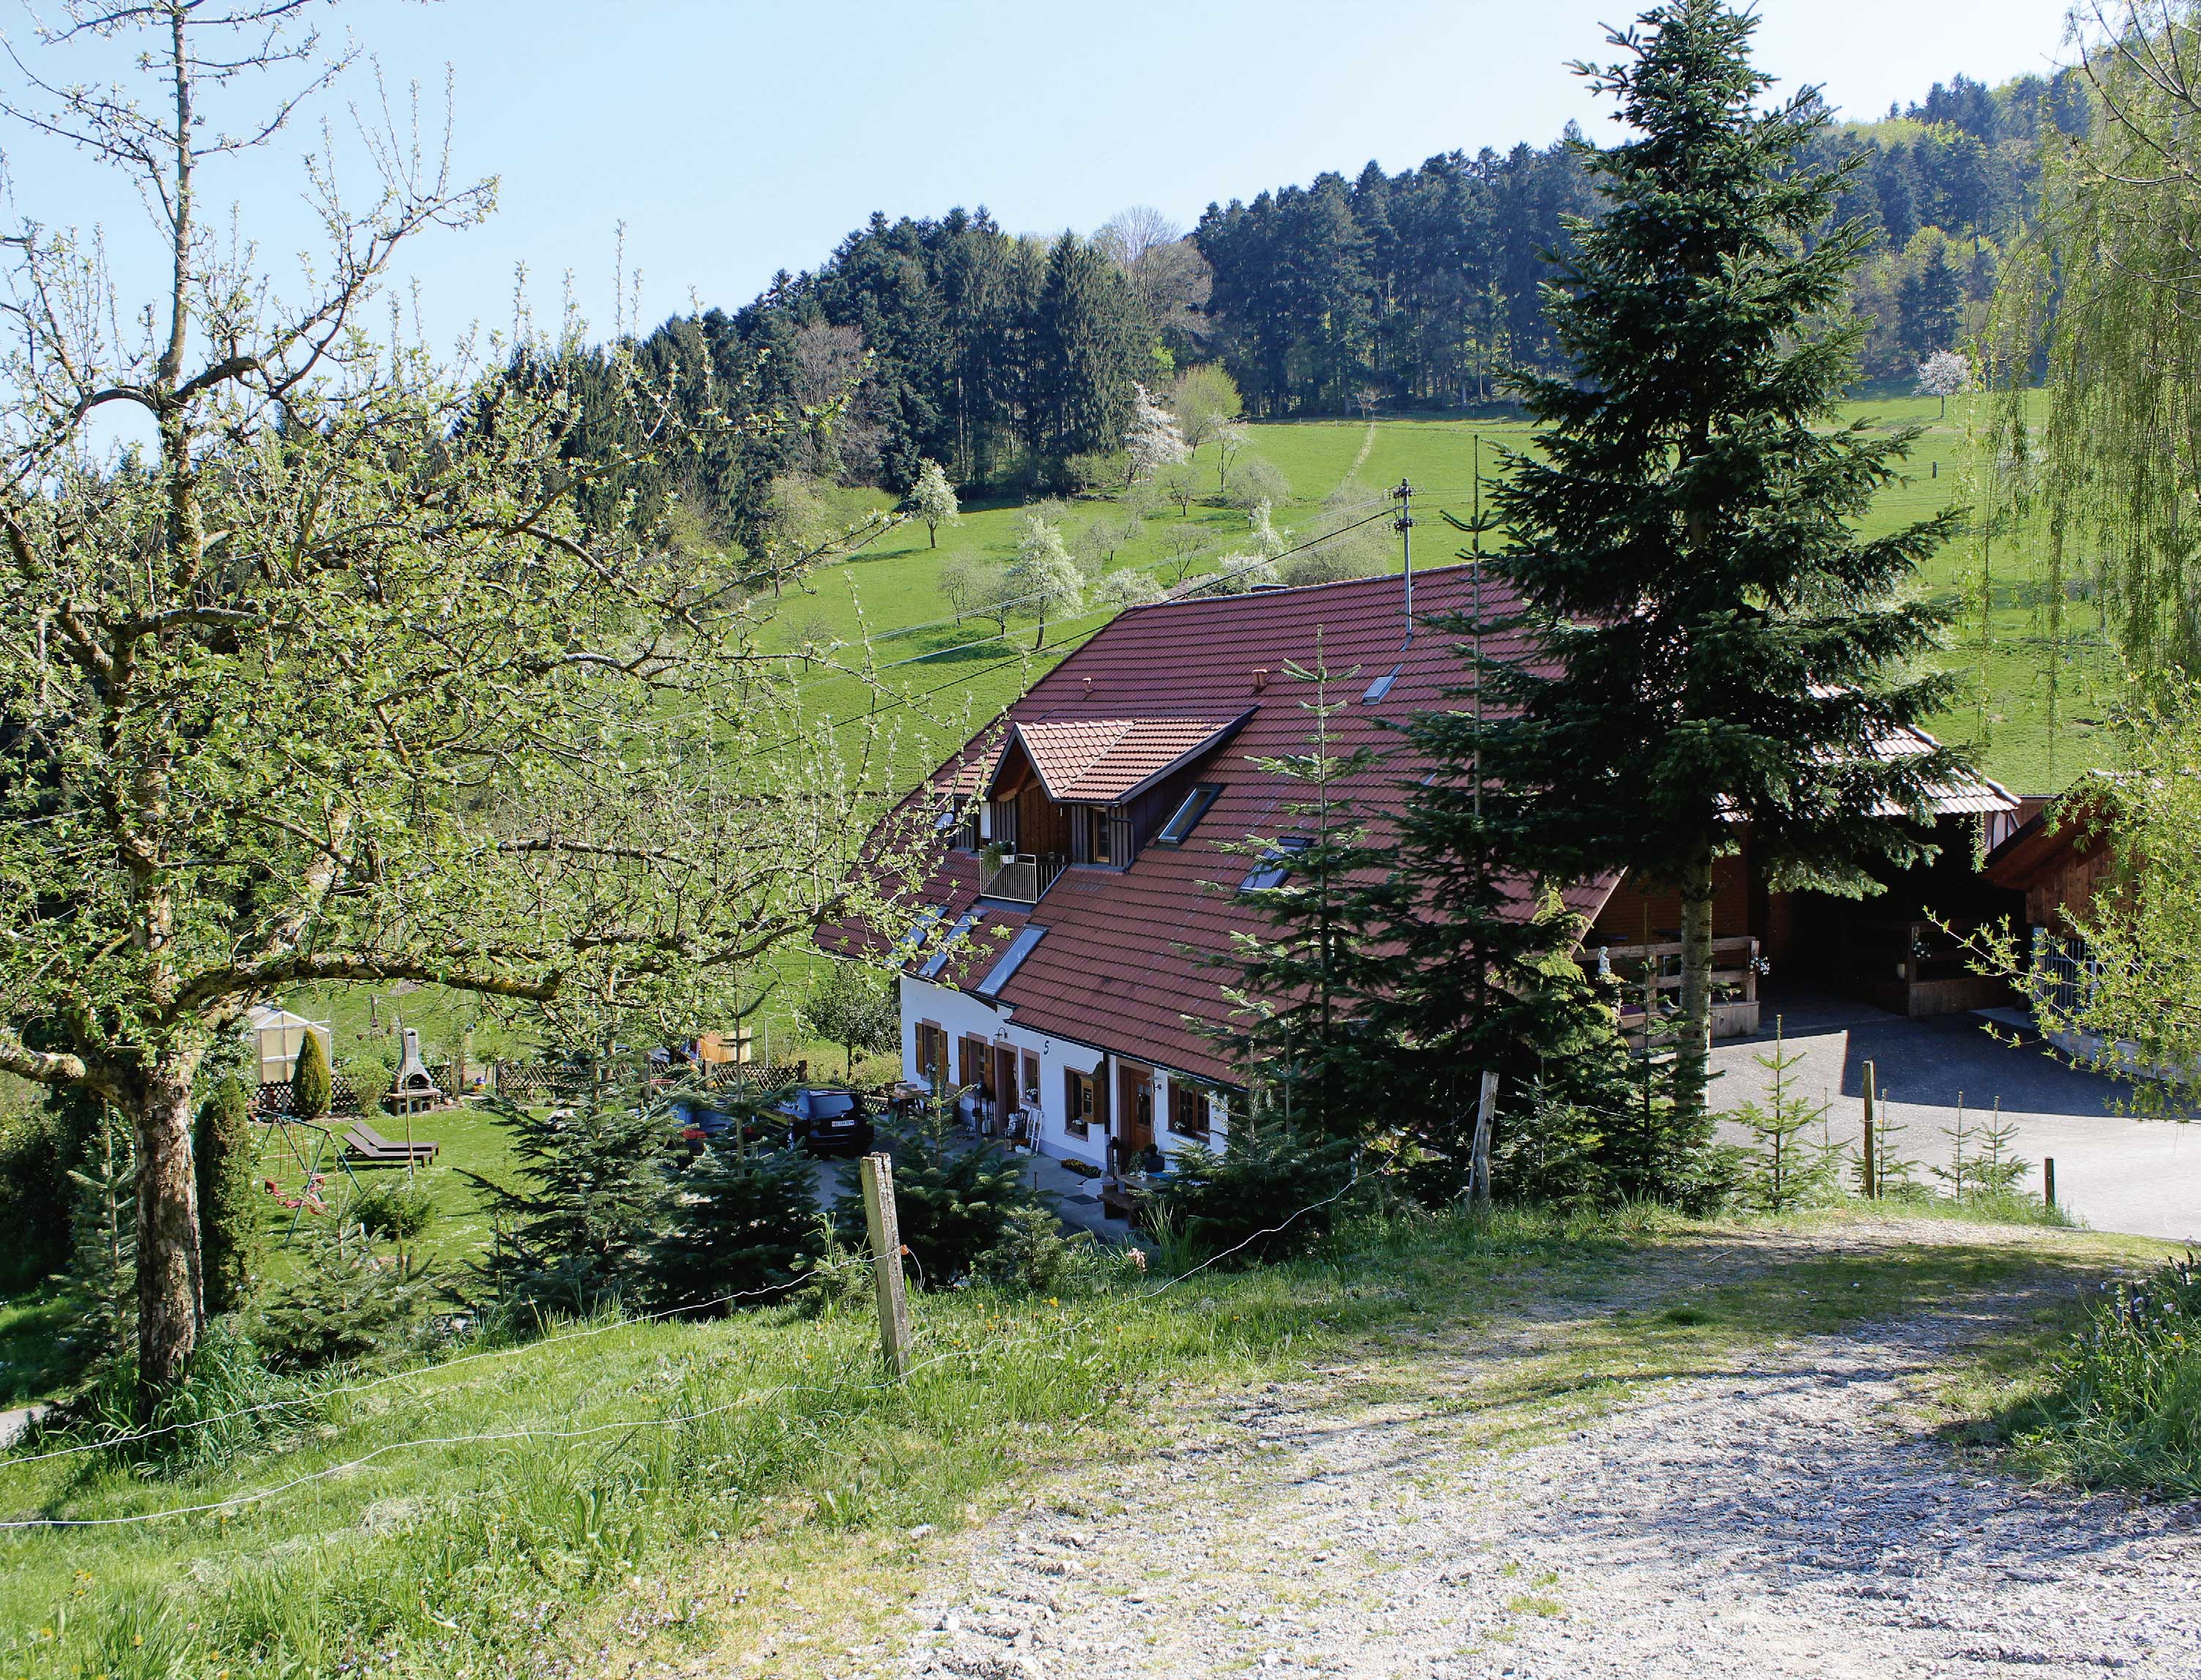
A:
[884,1227,2200,1680]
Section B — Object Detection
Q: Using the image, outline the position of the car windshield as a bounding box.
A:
[809,1092,857,1119]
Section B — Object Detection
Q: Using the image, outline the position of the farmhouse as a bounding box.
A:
[825,564,2018,1171]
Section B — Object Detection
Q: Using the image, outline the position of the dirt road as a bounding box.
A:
[887,1225,2200,1679]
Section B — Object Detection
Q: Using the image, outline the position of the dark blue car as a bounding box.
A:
[775,1088,876,1156]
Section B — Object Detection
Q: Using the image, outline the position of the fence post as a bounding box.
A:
[860,1151,912,1378]
[1861,1059,1879,1199]
[1469,1069,1500,1206]
[2044,1156,2057,1209]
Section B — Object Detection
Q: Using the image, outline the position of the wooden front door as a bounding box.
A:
[994,1046,1019,1111]
[1116,1059,1155,1157]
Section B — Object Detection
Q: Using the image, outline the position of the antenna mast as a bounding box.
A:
[1393,477,1415,628]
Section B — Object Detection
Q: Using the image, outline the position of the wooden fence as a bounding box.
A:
[252,1074,364,1119]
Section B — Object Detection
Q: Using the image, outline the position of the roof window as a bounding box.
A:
[895,903,945,957]
[1239,834,1313,892]
[975,925,1046,996]
[1155,783,1222,846]
[917,910,980,979]
[1362,663,1402,703]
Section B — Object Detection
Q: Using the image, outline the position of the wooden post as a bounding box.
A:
[1469,1069,1500,1205]
[860,1152,912,1378]
[1861,1060,1879,1199]
[2044,1156,2057,1209]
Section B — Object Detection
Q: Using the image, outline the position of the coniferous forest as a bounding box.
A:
[570,65,2083,553]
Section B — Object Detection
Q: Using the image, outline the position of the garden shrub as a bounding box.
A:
[0,1092,90,1290]
[289,1030,332,1121]
[195,1075,261,1314]
[349,1176,436,1247]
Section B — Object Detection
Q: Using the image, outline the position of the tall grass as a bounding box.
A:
[0,1205,1621,1679]
[2010,1252,2201,1498]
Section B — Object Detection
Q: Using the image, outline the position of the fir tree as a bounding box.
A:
[647,1115,818,1313]
[910,458,960,548]
[1732,1018,1836,1211]
[1207,655,1395,1140]
[195,1076,259,1316]
[463,1086,679,1318]
[836,1087,1037,1285]
[1478,0,1965,1122]
[57,1110,135,1390]
[1034,233,1140,460]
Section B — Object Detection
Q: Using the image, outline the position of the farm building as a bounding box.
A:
[824,564,2018,1173]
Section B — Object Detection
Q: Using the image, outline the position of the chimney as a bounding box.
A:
[1251,668,1269,693]
[1081,675,1094,699]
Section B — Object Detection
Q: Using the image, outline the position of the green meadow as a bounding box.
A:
[774,397,2112,806]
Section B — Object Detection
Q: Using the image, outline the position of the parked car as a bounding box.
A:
[775,1086,876,1156]
[669,1098,779,1152]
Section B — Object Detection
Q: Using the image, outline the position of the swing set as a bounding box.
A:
[252,1115,373,1245]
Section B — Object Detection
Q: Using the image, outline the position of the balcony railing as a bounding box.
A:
[979,850,1068,905]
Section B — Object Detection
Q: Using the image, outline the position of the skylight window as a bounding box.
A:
[975,925,1046,996]
[1155,783,1222,846]
[917,910,981,979]
[1362,664,1403,703]
[895,903,945,957]
[1239,834,1313,892]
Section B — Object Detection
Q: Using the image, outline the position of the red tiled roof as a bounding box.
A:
[830,562,2011,1087]
[1002,714,1251,803]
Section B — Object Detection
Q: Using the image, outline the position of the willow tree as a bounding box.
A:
[0,3,912,1409]
[1475,0,1964,1121]
[1977,1,2201,694]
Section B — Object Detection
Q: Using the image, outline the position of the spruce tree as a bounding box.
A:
[195,1076,260,1316]
[1207,658,1395,1140]
[463,1086,679,1318]
[647,1119,818,1313]
[57,1110,136,1392]
[835,1087,1037,1286]
[1477,0,1965,1120]
[1034,234,1139,462]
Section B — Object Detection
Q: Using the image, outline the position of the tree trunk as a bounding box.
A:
[133,1058,204,1416]
[1675,843,1717,1121]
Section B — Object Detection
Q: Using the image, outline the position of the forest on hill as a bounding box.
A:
[545,67,2083,550]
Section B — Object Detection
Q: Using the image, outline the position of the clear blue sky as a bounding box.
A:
[3,0,2081,356]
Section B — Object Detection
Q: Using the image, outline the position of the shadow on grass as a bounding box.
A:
[0,1285,72,1409]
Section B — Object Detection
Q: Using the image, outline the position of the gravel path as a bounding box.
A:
[887,1235,2201,1679]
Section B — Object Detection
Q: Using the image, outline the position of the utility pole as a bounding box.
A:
[1393,478,1414,626]
[1471,435,1485,822]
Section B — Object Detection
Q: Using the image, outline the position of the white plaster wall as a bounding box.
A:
[897,977,1232,1169]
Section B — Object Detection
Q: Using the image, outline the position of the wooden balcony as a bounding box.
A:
[978,850,1068,905]
[1580,936,1762,1043]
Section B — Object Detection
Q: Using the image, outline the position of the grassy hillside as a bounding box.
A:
[776,396,2110,800]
